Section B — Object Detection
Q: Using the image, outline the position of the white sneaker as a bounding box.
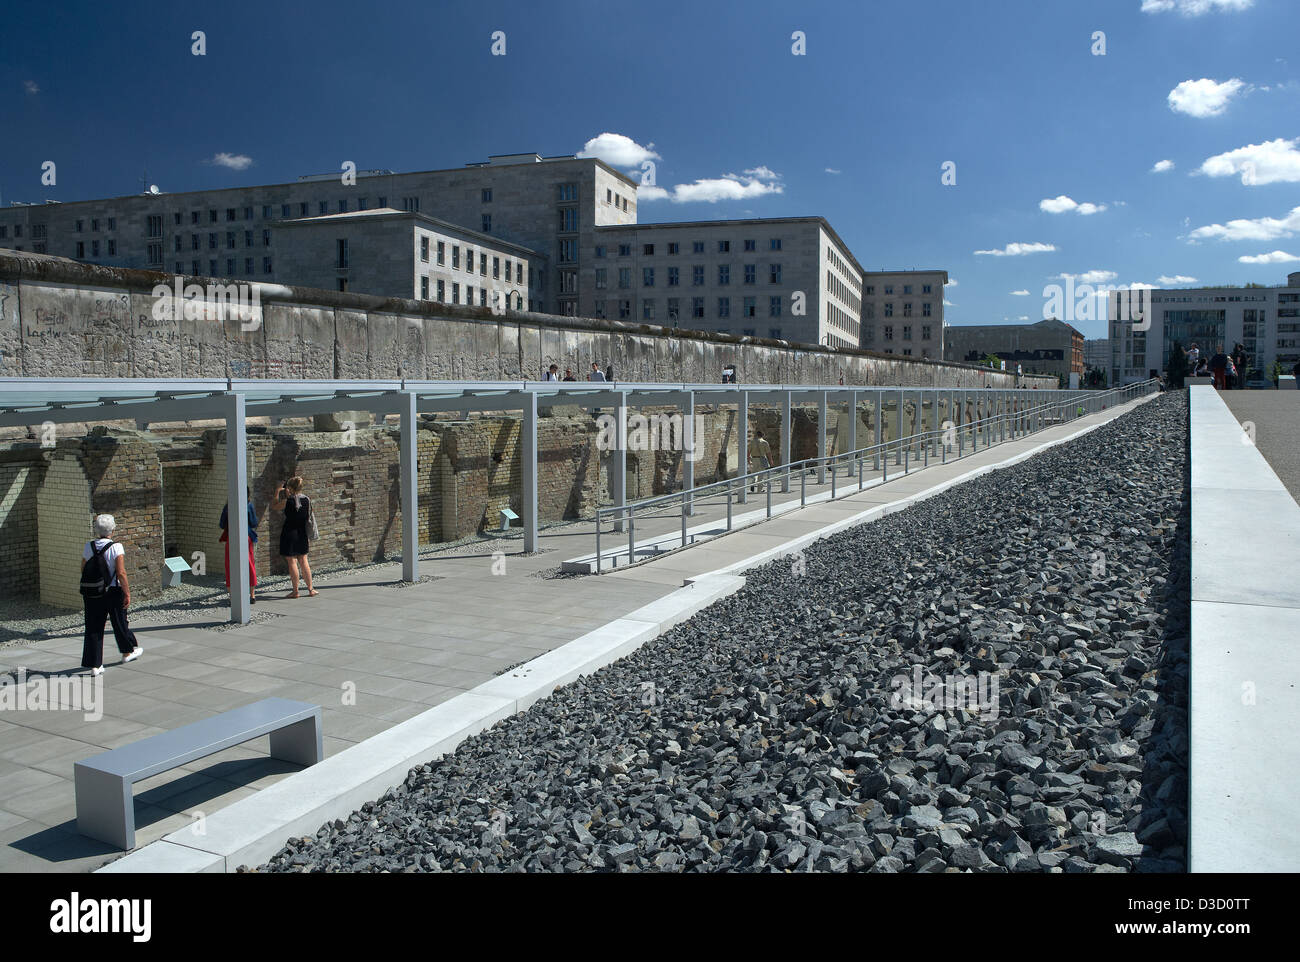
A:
[123,648,143,663]
[90,666,104,677]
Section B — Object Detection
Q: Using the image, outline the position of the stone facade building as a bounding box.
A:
[943,318,1084,382]
[860,269,948,358]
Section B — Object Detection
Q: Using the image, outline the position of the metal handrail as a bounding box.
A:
[594,379,1158,571]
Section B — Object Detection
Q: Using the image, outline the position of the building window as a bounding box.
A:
[76,241,85,258]
[744,239,756,251]
[643,244,655,256]
[594,245,606,258]
[618,299,631,320]
[667,266,679,286]
[667,298,680,323]
[744,264,756,284]
[482,188,493,203]
[493,257,500,279]
[903,285,912,295]
[479,253,487,275]
[643,267,654,287]
[884,303,893,317]
[922,284,932,294]
[618,244,631,257]
[743,297,756,317]
[693,265,705,286]
[770,296,782,318]
[718,240,730,253]
[692,297,705,319]
[668,242,679,255]
[559,208,578,232]
[244,230,253,247]
[618,268,631,289]
[606,188,612,204]
[262,205,272,218]
[884,325,894,340]
[436,241,445,265]
[903,325,912,340]
[173,236,182,253]
[480,288,488,307]
[281,205,291,218]
[482,214,492,232]
[921,325,931,340]
[718,297,730,318]
[922,302,932,317]
[227,232,236,249]
[420,237,429,262]
[337,200,348,214]
[452,283,460,304]
[516,262,523,283]
[452,246,460,269]
[147,215,163,238]
[192,259,200,274]
[642,299,655,321]
[262,229,271,246]
[107,240,116,255]
[718,265,730,285]
[75,219,85,233]
[903,303,913,317]
[558,183,578,202]
[865,285,874,295]
[884,285,893,295]
[437,279,445,301]
[769,327,782,338]
[770,264,782,284]
[559,239,577,263]
[595,268,607,289]
[693,241,705,254]
[263,256,272,274]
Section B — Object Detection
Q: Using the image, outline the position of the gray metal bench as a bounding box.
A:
[74,697,322,850]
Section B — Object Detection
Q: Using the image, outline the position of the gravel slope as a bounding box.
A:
[257,393,1189,873]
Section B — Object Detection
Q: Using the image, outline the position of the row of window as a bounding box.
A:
[826,247,861,294]
[866,302,934,319]
[593,295,789,323]
[595,238,784,258]
[593,263,785,289]
[417,236,525,283]
[602,186,630,212]
[74,239,118,258]
[826,270,861,314]
[417,276,526,310]
[879,325,935,341]
[866,282,934,296]
[170,257,273,276]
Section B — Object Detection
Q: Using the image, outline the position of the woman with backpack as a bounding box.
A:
[271,476,317,598]
[80,514,142,676]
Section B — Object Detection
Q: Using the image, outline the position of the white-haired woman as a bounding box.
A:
[81,514,143,676]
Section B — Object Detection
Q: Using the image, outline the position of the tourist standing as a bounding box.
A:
[1209,345,1229,389]
[220,492,259,604]
[543,364,559,381]
[562,369,576,382]
[588,363,606,382]
[272,476,317,598]
[80,514,142,676]
[1231,344,1248,389]
[748,430,773,493]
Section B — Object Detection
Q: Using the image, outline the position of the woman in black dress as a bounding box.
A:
[271,476,317,598]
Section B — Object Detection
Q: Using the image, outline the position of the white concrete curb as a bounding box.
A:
[1187,386,1300,872]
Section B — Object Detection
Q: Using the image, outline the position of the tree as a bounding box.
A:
[981,353,1002,369]
[1270,360,1283,386]
[1166,340,1187,388]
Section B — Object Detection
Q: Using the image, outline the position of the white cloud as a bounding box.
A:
[208,152,253,170]
[577,133,660,168]
[1142,0,1254,14]
[974,242,1057,256]
[1157,274,1199,284]
[1168,78,1247,117]
[943,299,955,307]
[1039,195,1107,215]
[637,185,669,201]
[1188,205,1300,242]
[23,80,38,95]
[1016,316,1030,321]
[651,167,784,204]
[825,167,841,175]
[1238,250,1300,264]
[944,278,957,287]
[1198,138,1300,185]
[1010,289,1031,296]
[1057,270,1119,284]
[1151,159,1175,173]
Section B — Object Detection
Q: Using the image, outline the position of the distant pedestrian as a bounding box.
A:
[605,364,615,383]
[1209,345,1229,389]
[272,476,317,598]
[543,364,559,382]
[1231,344,1247,389]
[748,430,773,492]
[562,369,576,382]
[220,491,259,605]
[1292,359,1300,386]
[1186,343,1200,372]
[588,363,606,382]
[80,514,142,676]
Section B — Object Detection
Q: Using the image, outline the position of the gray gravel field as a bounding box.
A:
[256,392,1189,873]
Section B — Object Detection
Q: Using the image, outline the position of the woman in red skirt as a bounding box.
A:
[220,494,259,604]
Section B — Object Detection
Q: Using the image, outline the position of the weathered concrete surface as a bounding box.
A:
[0,251,1054,388]
[1220,390,1300,505]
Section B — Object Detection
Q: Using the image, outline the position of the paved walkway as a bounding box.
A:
[1220,390,1300,505]
[0,394,1153,872]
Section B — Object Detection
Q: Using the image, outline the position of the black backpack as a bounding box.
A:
[80,541,116,599]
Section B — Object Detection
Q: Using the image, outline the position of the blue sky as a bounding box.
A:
[3,0,1297,338]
